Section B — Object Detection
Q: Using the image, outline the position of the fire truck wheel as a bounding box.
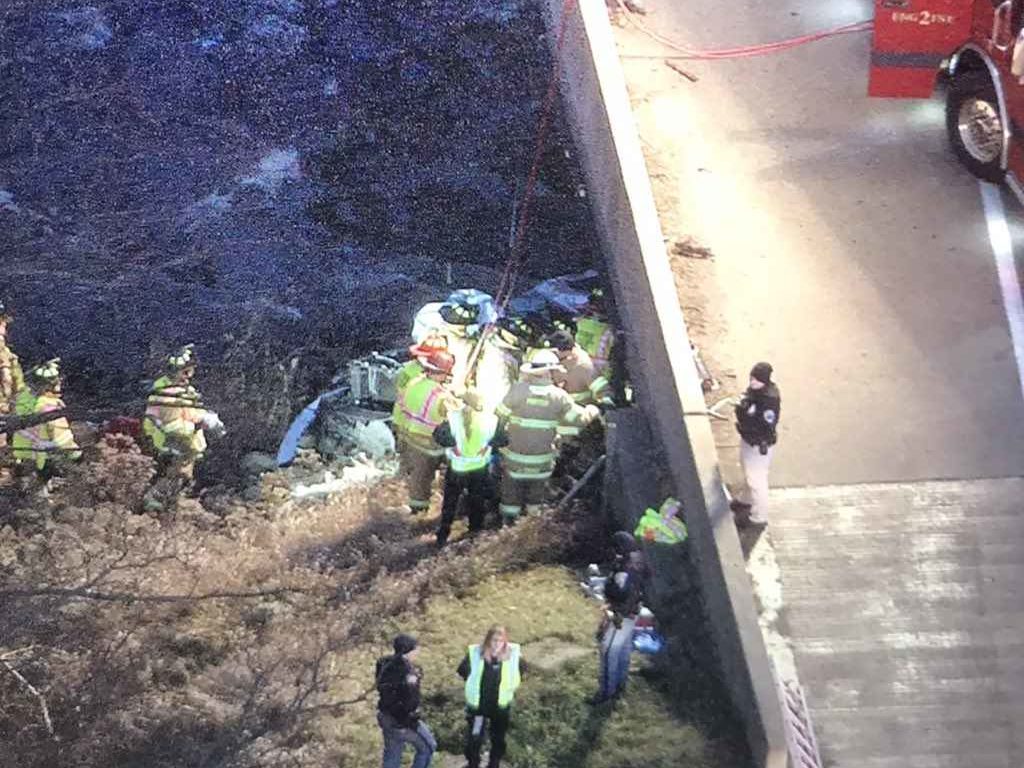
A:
[946,71,1006,183]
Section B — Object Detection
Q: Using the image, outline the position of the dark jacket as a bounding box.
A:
[604,559,644,619]
[734,383,781,448]
[376,654,423,728]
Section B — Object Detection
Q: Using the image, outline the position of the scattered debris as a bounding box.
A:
[672,238,714,260]
[665,60,699,82]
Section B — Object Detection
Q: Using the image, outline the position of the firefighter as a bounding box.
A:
[730,362,781,529]
[11,358,81,490]
[574,287,615,378]
[395,349,457,513]
[432,390,505,546]
[392,334,449,453]
[0,300,25,455]
[547,330,611,410]
[495,350,597,524]
[142,344,223,511]
[457,626,527,768]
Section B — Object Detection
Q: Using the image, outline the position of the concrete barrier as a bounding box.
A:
[536,1,788,765]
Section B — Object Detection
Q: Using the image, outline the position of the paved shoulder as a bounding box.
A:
[771,478,1024,768]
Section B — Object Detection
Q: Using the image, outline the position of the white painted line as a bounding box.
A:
[979,181,1024,405]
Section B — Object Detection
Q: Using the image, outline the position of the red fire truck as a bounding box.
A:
[871,0,1024,190]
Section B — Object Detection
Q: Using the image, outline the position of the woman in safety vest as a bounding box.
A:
[456,626,527,768]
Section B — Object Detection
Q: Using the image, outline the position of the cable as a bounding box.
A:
[463,0,578,387]
[614,0,872,61]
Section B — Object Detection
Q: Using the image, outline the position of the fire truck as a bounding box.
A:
[871,0,1024,191]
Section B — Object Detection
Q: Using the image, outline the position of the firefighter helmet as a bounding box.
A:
[439,299,479,326]
[496,315,533,350]
[408,333,449,360]
[30,358,61,385]
[421,349,456,375]
[167,344,196,372]
[520,349,563,374]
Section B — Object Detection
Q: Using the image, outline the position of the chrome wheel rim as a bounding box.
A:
[957,97,1003,164]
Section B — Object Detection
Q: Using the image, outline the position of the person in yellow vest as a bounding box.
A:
[432,390,506,546]
[395,349,457,513]
[574,288,615,379]
[0,300,26,455]
[142,344,223,510]
[495,350,597,525]
[11,358,81,489]
[392,334,449,454]
[456,626,528,768]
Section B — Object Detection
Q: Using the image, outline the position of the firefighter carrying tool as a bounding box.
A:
[868,0,1024,189]
[12,358,81,490]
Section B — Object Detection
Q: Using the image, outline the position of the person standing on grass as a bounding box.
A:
[376,634,436,768]
[457,625,527,768]
[593,531,646,704]
[730,362,780,529]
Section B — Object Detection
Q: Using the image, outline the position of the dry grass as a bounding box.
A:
[0,437,744,768]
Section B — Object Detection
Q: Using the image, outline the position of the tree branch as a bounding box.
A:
[1,657,57,741]
[0,585,313,604]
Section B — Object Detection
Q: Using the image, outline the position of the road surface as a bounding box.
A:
[613,1,1024,766]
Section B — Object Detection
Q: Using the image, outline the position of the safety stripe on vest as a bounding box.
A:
[506,415,558,430]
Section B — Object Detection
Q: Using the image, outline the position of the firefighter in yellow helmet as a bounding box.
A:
[11,358,81,491]
[142,344,223,511]
[0,300,26,457]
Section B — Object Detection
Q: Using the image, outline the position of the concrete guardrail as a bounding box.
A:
[536,1,788,765]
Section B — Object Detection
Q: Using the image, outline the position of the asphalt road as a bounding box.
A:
[614,2,1024,766]
[618,0,1024,487]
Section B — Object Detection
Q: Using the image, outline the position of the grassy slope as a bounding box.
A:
[0,439,746,768]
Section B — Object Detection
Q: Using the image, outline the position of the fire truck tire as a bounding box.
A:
[946,71,1006,183]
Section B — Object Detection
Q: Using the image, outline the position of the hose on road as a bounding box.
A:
[615,0,873,60]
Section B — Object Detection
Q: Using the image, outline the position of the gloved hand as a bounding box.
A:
[758,441,768,456]
[202,412,226,438]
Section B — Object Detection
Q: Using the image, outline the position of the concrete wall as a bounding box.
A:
[536,1,788,766]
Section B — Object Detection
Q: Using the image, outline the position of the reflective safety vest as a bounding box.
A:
[575,317,614,375]
[445,409,497,473]
[464,643,521,710]
[397,375,449,455]
[143,376,208,457]
[391,360,425,438]
[12,389,81,470]
[634,498,688,544]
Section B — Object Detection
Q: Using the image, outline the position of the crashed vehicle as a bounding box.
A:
[276,273,608,467]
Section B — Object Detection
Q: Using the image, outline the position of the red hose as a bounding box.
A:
[615,0,873,60]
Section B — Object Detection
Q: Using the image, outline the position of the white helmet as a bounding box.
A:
[520,349,564,374]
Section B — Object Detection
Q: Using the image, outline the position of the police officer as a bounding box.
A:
[730,362,781,528]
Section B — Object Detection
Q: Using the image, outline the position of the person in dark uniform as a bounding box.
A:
[730,362,781,528]
[376,634,436,768]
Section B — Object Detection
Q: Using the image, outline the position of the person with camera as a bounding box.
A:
[592,531,647,704]
[731,362,781,529]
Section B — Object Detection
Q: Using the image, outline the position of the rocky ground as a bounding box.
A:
[1,0,599,453]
